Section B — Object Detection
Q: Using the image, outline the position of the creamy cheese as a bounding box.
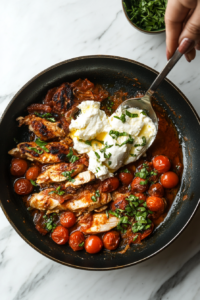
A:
[69,101,156,180]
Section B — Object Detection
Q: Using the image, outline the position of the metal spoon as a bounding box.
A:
[118,49,183,154]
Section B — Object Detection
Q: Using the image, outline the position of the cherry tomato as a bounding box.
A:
[85,236,103,254]
[35,224,48,236]
[101,177,119,193]
[103,231,120,250]
[152,155,171,173]
[161,172,179,189]
[119,171,134,186]
[69,231,85,251]
[10,158,28,177]
[51,226,69,245]
[146,196,165,212]
[148,183,164,198]
[111,197,128,211]
[131,177,148,193]
[134,193,147,202]
[141,224,154,240]
[60,212,76,228]
[14,179,33,195]
[26,166,40,180]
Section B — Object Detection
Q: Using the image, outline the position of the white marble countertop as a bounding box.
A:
[1,0,200,299]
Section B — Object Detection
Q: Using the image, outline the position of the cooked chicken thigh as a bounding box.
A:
[17,115,65,141]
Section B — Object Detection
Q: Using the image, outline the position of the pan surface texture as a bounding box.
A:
[0,55,200,270]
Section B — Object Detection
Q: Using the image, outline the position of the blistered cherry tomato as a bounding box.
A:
[69,231,85,251]
[119,171,134,186]
[103,231,120,250]
[161,171,179,189]
[51,226,69,245]
[146,196,165,212]
[26,166,40,180]
[14,179,33,195]
[148,183,164,198]
[101,177,119,193]
[141,224,154,240]
[131,177,148,193]
[111,197,128,211]
[60,212,76,228]
[10,158,28,177]
[85,236,103,254]
[152,155,171,173]
[134,193,147,202]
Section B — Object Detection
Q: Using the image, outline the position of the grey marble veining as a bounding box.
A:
[0,0,200,299]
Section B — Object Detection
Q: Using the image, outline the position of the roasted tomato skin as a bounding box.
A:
[101,177,119,193]
[161,172,179,189]
[85,236,103,254]
[146,196,165,212]
[51,226,69,245]
[119,172,134,186]
[111,197,129,211]
[14,179,33,195]
[103,231,120,250]
[141,224,154,240]
[26,166,40,180]
[10,158,28,177]
[60,212,76,228]
[131,177,148,193]
[134,193,147,202]
[148,183,164,198]
[69,231,85,251]
[152,155,171,173]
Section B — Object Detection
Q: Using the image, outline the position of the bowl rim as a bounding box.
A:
[121,0,166,34]
[0,54,200,270]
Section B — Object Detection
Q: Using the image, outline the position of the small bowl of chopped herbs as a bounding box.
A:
[122,0,167,34]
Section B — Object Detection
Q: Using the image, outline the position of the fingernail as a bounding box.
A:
[178,38,195,54]
[166,48,170,60]
[185,53,191,62]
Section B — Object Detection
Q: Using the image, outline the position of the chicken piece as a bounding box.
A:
[17,115,65,141]
[29,187,111,214]
[64,190,111,212]
[64,171,95,188]
[36,162,86,185]
[51,83,73,114]
[79,213,119,234]
[8,141,70,164]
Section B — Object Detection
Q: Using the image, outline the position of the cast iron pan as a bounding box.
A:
[0,55,200,270]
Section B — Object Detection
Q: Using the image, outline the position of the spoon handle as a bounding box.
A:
[146,49,183,96]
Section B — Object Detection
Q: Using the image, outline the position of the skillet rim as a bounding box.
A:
[0,54,200,271]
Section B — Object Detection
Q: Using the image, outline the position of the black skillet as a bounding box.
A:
[0,55,200,270]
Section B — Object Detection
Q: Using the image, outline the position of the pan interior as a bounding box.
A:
[1,56,200,270]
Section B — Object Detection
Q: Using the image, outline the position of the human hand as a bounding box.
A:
[165,0,200,62]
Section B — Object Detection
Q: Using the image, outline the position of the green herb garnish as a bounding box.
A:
[61,169,75,182]
[43,214,57,232]
[106,210,109,219]
[121,169,130,173]
[35,138,49,152]
[114,113,126,123]
[123,0,167,32]
[48,186,65,196]
[133,235,138,242]
[94,151,100,159]
[108,161,112,166]
[100,142,113,153]
[27,147,43,154]
[109,130,129,140]
[141,110,147,116]
[79,242,84,247]
[125,110,138,118]
[34,112,56,122]
[116,135,134,147]
[30,179,37,186]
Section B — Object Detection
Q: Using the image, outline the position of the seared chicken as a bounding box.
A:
[36,162,86,185]
[17,115,65,141]
[64,171,95,188]
[51,83,73,114]
[79,213,119,234]
[8,141,70,164]
[29,188,111,214]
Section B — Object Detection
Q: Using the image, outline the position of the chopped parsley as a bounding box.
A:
[79,242,84,247]
[48,186,65,196]
[104,152,112,159]
[133,235,138,242]
[141,110,147,116]
[94,151,100,159]
[66,147,79,163]
[109,130,129,140]
[108,161,112,166]
[106,210,109,219]
[123,0,167,32]
[139,180,148,185]
[30,179,37,186]
[100,142,113,153]
[61,169,75,182]
[27,147,43,154]
[34,112,56,122]
[91,190,100,202]
[114,113,126,123]
[125,110,138,118]
[35,138,49,152]
[121,169,130,173]
[43,214,57,232]
[116,135,134,147]
[134,136,146,147]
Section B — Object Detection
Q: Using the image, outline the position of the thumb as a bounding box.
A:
[178,2,200,54]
